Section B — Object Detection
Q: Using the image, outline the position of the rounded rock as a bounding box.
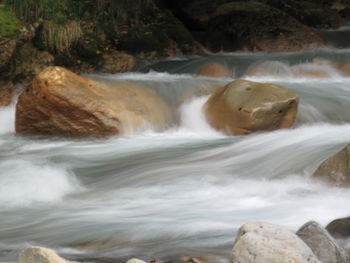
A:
[204,80,299,135]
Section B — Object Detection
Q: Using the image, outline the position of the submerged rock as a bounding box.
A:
[18,246,71,263]
[339,63,350,76]
[196,63,233,78]
[231,221,320,263]
[297,221,349,263]
[245,59,340,79]
[245,60,338,79]
[204,80,298,135]
[15,66,172,137]
[313,144,350,186]
[326,217,350,239]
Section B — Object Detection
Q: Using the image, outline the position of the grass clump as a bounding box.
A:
[39,20,82,53]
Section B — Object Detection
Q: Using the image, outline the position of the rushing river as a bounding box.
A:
[1,45,350,262]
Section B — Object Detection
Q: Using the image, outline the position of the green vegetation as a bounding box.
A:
[2,0,162,53]
[4,0,157,25]
[4,0,73,23]
[0,0,196,60]
[0,6,22,38]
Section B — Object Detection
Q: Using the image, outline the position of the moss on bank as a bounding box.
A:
[2,0,198,58]
[0,6,22,38]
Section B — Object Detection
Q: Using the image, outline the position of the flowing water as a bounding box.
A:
[2,43,350,262]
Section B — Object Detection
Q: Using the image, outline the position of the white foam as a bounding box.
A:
[178,96,223,137]
[88,71,193,82]
[296,103,329,124]
[0,160,81,207]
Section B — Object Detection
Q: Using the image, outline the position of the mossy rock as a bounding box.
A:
[0,6,22,38]
[261,0,344,29]
[163,0,232,30]
[117,9,196,55]
[117,26,170,53]
[206,1,323,52]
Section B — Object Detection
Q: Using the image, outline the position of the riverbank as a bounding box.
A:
[1,0,350,105]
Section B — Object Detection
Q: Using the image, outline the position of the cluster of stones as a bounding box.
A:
[16,217,350,263]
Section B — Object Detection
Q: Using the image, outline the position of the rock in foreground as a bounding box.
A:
[326,217,350,239]
[16,67,172,137]
[18,247,71,263]
[297,221,349,263]
[126,259,147,263]
[231,221,320,263]
[204,80,298,135]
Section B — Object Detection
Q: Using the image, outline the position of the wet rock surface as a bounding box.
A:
[204,80,298,135]
[313,144,350,186]
[15,67,173,137]
[297,221,349,263]
[231,221,321,263]
[326,217,350,239]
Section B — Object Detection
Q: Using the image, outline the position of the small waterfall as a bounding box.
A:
[0,101,16,135]
[178,96,222,136]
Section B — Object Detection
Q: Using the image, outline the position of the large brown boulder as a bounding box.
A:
[15,67,172,137]
[204,80,298,135]
[313,144,350,186]
[206,2,324,52]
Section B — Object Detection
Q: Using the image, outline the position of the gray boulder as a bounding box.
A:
[297,221,349,263]
[231,221,320,263]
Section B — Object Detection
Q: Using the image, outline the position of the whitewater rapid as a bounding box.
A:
[1,48,350,262]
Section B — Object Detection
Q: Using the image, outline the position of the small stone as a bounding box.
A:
[126,259,147,263]
[196,63,232,78]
